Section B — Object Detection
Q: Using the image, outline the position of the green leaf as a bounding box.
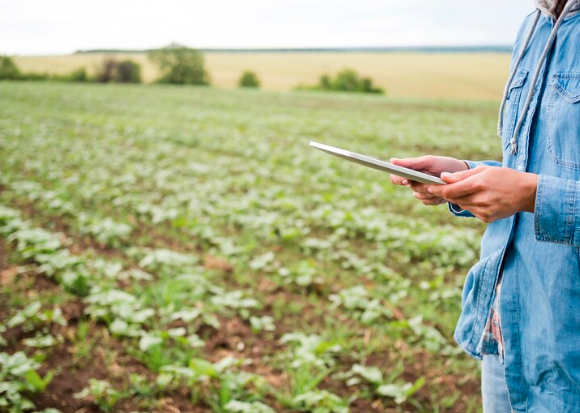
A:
[25,369,54,392]
[189,358,218,378]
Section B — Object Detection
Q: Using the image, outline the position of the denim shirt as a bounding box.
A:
[451,10,580,413]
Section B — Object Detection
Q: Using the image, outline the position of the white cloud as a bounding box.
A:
[0,0,534,55]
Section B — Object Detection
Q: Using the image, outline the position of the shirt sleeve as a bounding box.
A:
[534,174,580,247]
[448,160,502,218]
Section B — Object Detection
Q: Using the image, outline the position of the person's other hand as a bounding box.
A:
[427,166,538,223]
[390,156,469,206]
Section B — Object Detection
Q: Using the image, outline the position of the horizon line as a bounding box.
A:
[6,45,514,57]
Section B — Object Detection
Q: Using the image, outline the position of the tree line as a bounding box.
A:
[1,44,385,94]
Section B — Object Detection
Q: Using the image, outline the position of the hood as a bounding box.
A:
[535,0,580,18]
[498,0,580,154]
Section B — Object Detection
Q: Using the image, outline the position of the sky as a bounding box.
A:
[2,0,536,55]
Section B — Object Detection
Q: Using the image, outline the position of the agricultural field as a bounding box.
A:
[0,82,502,413]
[13,52,511,100]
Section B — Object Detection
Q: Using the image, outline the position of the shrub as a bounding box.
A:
[148,45,209,85]
[68,67,89,82]
[50,67,89,82]
[114,60,141,83]
[318,74,332,90]
[0,56,22,80]
[0,57,91,83]
[21,72,50,81]
[95,58,118,83]
[95,58,141,83]
[298,68,384,95]
[238,70,260,88]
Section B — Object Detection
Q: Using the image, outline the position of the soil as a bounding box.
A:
[0,197,482,413]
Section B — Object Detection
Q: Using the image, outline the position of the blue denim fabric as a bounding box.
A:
[482,355,512,413]
[450,9,580,413]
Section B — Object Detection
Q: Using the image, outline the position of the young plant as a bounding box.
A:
[344,364,425,405]
[0,351,56,413]
[225,400,275,413]
[78,215,133,247]
[281,332,341,369]
[7,302,67,332]
[329,286,392,326]
[292,389,351,413]
[249,315,276,334]
[74,379,124,413]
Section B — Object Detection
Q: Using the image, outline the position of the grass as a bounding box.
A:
[12,52,511,99]
[0,81,501,413]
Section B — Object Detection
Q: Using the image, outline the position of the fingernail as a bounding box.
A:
[441,172,452,178]
[402,179,409,185]
[427,187,433,193]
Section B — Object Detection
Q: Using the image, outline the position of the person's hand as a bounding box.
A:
[427,166,538,223]
[390,156,469,206]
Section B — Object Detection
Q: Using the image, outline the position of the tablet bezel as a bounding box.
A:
[309,141,446,185]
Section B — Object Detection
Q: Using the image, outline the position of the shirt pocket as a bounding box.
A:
[501,69,529,150]
[546,73,580,170]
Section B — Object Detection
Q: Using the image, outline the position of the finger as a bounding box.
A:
[390,156,435,171]
[409,181,431,192]
[391,174,410,186]
[446,193,488,208]
[428,175,484,199]
[420,198,446,206]
[413,191,439,200]
[440,166,487,183]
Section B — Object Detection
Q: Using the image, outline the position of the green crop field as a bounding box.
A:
[0,82,502,413]
[13,52,511,100]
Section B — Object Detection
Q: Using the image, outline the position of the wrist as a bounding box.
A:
[521,173,539,213]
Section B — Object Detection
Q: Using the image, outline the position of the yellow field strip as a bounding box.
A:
[13,52,511,100]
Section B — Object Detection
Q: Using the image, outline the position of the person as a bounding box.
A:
[390,1,580,412]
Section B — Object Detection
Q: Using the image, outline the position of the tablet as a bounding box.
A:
[309,141,446,185]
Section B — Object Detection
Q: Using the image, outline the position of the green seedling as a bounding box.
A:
[0,351,55,413]
[74,379,124,413]
[292,389,350,413]
[344,363,426,405]
[224,400,276,413]
[249,315,275,333]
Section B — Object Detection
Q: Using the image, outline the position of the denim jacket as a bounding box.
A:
[451,7,580,413]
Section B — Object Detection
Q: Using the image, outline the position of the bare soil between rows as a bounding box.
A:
[0,197,481,413]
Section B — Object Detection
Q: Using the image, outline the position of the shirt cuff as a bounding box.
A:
[447,160,477,217]
[534,174,580,246]
[464,160,502,169]
[448,202,475,218]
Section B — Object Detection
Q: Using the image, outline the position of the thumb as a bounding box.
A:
[390,156,433,171]
[440,166,485,183]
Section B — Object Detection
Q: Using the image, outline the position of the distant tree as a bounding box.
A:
[148,45,209,85]
[95,58,141,83]
[95,58,118,83]
[331,69,360,92]
[238,70,260,88]
[0,56,22,80]
[114,60,141,83]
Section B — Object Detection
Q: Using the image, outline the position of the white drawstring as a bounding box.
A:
[509,0,580,155]
[497,11,541,137]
